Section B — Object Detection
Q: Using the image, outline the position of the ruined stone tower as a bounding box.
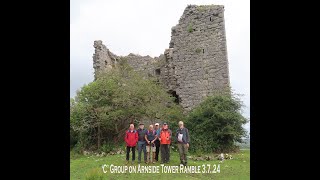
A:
[92,5,230,112]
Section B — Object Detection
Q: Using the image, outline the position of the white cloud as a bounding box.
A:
[70,0,250,130]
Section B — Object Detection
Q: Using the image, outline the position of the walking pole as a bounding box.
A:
[152,141,155,163]
[149,141,151,163]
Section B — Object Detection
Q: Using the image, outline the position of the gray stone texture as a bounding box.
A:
[92,5,230,112]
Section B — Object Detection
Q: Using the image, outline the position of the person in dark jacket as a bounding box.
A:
[137,122,147,164]
[124,124,138,165]
[154,122,161,162]
[176,121,190,166]
[145,124,157,164]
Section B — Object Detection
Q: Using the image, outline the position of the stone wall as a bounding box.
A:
[92,40,119,80]
[124,53,160,78]
[164,5,230,111]
[92,4,230,112]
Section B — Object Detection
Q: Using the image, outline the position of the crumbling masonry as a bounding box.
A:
[92,5,230,111]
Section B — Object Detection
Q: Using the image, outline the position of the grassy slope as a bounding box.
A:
[70,149,250,180]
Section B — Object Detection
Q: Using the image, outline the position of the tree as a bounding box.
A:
[70,59,183,151]
[185,90,248,153]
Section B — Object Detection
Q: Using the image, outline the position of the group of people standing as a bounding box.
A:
[124,121,190,166]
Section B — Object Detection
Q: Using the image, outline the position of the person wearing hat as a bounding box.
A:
[159,122,172,164]
[154,122,161,162]
[137,122,147,164]
[176,121,190,166]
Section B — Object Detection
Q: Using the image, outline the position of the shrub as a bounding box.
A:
[70,61,183,152]
[188,23,193,33]
[100,142,114,153]
[185,90,248,153]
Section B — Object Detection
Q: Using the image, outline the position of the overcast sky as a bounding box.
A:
[70,0,250,132]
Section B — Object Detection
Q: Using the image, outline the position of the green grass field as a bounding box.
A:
[70,149,250,180]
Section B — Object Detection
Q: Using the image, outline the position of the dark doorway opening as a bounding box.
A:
[155,68,161,75]
[168,90,180,104]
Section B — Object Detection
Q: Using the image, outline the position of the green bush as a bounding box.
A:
[100,142,114,153]
[70,61,184,152]
[73,137,91,153]
[70,149,82,159]
[197,5,206,12]
[195,48,202,54]
[185,90,248,153]
[188,23,193,33]
[70,126,78,148]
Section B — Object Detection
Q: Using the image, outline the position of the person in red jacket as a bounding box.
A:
[124,124,138,165]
